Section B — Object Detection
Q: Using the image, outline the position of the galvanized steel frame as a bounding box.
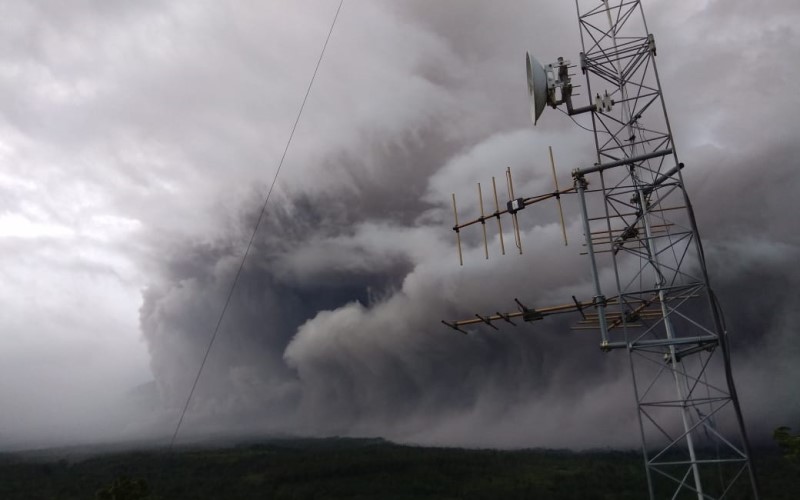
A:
[572,1,759,498]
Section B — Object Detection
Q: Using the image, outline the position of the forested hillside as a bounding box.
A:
[0,438,796,499]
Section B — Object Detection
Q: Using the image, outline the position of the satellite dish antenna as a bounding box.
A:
[526,53,596,124]
[526,52,551,125]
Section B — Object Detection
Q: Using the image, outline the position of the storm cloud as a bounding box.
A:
[0,0,798,450]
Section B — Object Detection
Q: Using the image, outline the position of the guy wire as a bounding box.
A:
[168,0,345,450]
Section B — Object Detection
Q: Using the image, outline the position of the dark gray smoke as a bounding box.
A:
[138,0,800,447]
[135,0,800,448]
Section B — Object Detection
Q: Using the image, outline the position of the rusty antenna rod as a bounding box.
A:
[549,146,568,246]
[451,193,463,266]
[506,167,523,254]
[478,183,489,259]
[491,177,506,255]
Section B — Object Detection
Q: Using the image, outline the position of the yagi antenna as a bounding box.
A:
[442,294,625,334]
[448,148,574,265]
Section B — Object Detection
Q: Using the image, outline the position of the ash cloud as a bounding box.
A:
[136,0,800,448]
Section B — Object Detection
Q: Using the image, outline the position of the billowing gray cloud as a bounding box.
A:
[0,0,798,450]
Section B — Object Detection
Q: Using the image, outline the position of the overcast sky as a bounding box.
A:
[1,0,798,451]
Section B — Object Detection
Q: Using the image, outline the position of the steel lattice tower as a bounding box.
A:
[443,1,761,498]
[571,1,759,497]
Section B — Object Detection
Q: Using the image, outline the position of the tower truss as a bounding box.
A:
[571,1,759,498]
